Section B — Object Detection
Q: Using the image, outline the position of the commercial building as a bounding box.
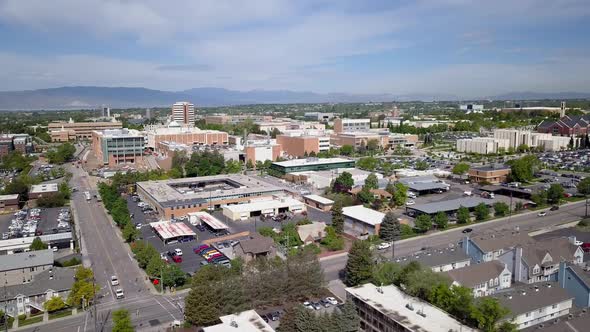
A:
[187,211,229,232]
[149,220,196,244]
[0,232,74,255]
[29,183,59,199]
[0,194,19,213]
[334,118,371,133]
[285,167,379,189]
[304,112,335,121]
[146,122,228,150]
[394,248,471,273]
[492,282,573,330]
[346,283,476,332]
[136,175,284,219]
[0,267,76,317]
[446,260,512,297]
[204,114,273,125]
[48,118,122,141]
[343,205,384,238]
[456,137,510,154]
[460,104,484,112]
[0,250,54,286]
[406,196,491,217]
[203,310,275,332]
[468,165,511,184]
[398,175,450,195]
[171,101,195,125]
[91,128,145,166]
[270,157,355,175]
[222,197,305,221]
[302,194,334,211]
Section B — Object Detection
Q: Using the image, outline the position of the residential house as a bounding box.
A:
[492,282,573,330]
[499,237,584,284]
[446,260,512,297]
[394,247,471,273]
[349,187,392,201]
[297,222,327,245]
[558,261,590,308]
[0,268,76,317]
[232,235,277,263]
[460,232,536,264]
[1,250,54,286]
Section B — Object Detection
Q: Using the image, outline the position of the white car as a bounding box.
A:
[111,276,119,286]
[174,248,183,256]
[303,301,313,310]
[406,200,415,206]
[574,240,583,246]
[377,242,392,250]
[325,297,338,305]
[538,211,547,217]
[115,289,124,299]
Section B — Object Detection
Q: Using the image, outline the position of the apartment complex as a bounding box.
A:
[494,129,572,151]
[0,250,53,286]
[136,174,285,219]
[145,123,228,149]
[446,260,512,297]
[334,118,371,133]
[171,102,195,125]
[48,118,122,141]
[456,137,510,154]
[92,128,145,166]
[346,283,476,332]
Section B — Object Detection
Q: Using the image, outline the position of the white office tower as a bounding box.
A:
[146,108,151,119]
[172,102,195,126]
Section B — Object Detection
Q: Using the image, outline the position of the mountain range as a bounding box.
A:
[0,86,588,110]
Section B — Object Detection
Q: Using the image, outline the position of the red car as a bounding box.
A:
[171,255,182,263]
[194,245,210,254]
[207,253,223,262]
[581,243,590,253]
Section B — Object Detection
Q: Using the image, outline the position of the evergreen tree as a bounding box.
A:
[294,306,321,332]
[29,237,47,251]
[333,172,354,192]
[337,300,361,332]
[185,282,221,326]
[331,200,344,234]
[379,212,401,242]
[344,241,373,286]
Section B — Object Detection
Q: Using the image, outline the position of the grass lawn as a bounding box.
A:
[19,315,43,326]
[49,310,72,320]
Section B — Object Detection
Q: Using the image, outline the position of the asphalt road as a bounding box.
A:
[320,199,590,282]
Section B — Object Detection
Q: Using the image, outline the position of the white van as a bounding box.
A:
[407,192,417,199]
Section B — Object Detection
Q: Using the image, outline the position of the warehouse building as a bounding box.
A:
[136,175,285,219]
[222,197,305,221]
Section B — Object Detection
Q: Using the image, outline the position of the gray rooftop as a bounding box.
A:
[0,249,54,272]
[521,310,590,332]
[469,232,536,253]
[446,261,507,288]
[395,248,471,268]
[137,174,283,207]
[408,197,490,215]
[491,282,573,317]
[1,267,76,300]
[471,164,510,172]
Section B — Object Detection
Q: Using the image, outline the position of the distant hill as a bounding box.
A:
[0,86,588,110]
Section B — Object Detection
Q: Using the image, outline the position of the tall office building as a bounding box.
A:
[172,102,195,125]
[146,108,151,119]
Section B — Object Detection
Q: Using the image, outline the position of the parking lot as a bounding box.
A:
[539,150,590,172]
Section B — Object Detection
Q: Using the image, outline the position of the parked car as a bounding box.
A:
[111,276,119,286]
[550,205,560,211]
[320,299,331,308]
[115,289,125,299]
[462,228,473,233]
[160,253,169,263]
[303,301,313,310]
[270,311,281,321]
[194,245,210,253]
[311,302,322,310]
[134,223,142,229]
[196,224,206,232]
[174,248,183,256]
[170,255,182,263]
[325,297,338,305]
[538,211,547,217]
[406,200,415,206]
[377,242,392,250]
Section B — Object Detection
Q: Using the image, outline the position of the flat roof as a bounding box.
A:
[30,183,58,194]
[343,205,385,226]
[472,165,510,172]
[149,221,196,240]
[223,197,304,214]
[272,157,353,168]
[346,283,476,332]
[408,197,490,215]
[137,174,283,207]
[0,194,19,201]
[406,182,449,191]
[187,211,228,230]
[203,310,275,332]
[303,194,334,205]
[0,249,53,271]
[0,232,72,252]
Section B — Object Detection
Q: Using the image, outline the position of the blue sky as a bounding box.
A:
[0,0,589,98]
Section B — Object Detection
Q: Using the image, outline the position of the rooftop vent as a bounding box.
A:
[230,320,238,328]
[521,291,527,296]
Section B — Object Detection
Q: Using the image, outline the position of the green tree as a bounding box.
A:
[43,296,66,312]
[434,212,448,229]
[340,145,354,156]
[320,226,344,251]
[400,224,414,237]
[508,155,540,182]
[112,309,134,332]
[391,182,408,207]
[385,181,396,195]
[516,144,529,153]
[379,212,401,242]
[356,157,379,171]
[474,203,490,221]
[225,159,242,174]
[344,241,373,286]
[337,300,361,332]
[577,177,590,195]
[414,214,432,233]
[470,297,510,332]
[493,202,509,217]
[415,160,429,171]
[372,262,402,286]
[245,159,254,170]
[146,254,166,278]
[333,171,354,192]
[531,190,548,206]
[457,206,470,224]
[122,223,139,243]
[452,163,470,176]
[547,183,564,204]
[162,264,187,288]
[364,173,379,190]
[331,200,344,234]
[133,243,159,269]
[366,139,380,152]
[67,267,100,308]
[357,187,374,204]
[29,237,47,251]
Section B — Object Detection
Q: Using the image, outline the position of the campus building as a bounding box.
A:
[91,128,145,166]
[270,157,355,175]
[145,122,228,150]
[0,134,33,157]
[276,133,331,158]
[333,118,371,133]
[171,102,195,125]
[48,118,122,141]
[136,174,285,219]
[493,129,573,151]
[468,165,511,184]
[456,137,510,154]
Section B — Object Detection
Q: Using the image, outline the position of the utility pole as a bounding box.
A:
[3,285,7,332]
[93,277,98,332]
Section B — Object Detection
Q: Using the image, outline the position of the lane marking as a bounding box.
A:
[153,297,177,321]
